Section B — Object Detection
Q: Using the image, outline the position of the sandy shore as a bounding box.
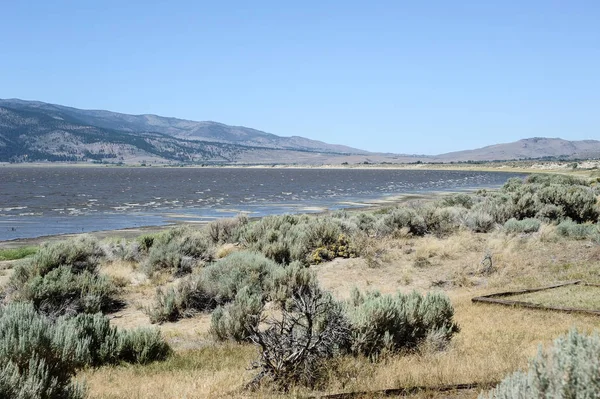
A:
[2,159,597,174]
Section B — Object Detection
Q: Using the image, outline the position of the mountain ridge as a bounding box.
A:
[0,98,367,155]
[434,137,600,162]
[1,99,599,164]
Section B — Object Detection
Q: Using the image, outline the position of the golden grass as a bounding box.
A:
[214,243,241,259]
[322,291,600,392]
[507,285,600,310]
[81,289,600,398]
[80,344,259,399]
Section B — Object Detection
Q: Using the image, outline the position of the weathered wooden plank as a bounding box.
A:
[310,382,497,398]
[471,281,600,316]
[473,280,582,299]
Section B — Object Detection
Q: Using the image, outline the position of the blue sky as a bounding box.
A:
[1,1,598,154]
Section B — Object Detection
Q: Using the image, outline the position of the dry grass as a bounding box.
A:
[100,260,213,351]
[100,260,148,290]
[506,284,600,310]
[80,344,259,399]
[320,291,600,393]
[74,227,600,398]
[81,289,600,398]
[2,224,599,398]
[214,243,241,259]
[317,228,600,299]
[0,259,17,287]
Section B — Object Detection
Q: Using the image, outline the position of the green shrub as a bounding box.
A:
[304,218,342,248]
[101,238,141,262]
[54,312,123,367]
[16,266,118,317]
[237,214,363,265]
[496,175,599,224]
[235,215,308,264]
[8,236,118,317]
[535,203,565,223]
[537,184,599,222]
[0,356,85,399]
[148,251,280,324]
[137,234,156,252]
[347,289,459,359]
[419,205,465,236]
[0,302,84,399]
[210,287,263,342]
[144,226,214,276]
[375,207,427,237]
[207,215,249,244]
[525,173,589,186]
[480,329,600,398]
[441,193,474,209]
[349,212,378,235]
[556,220,597,240]
[147,275,224,323]
[474,194,517,224]
[268,262,316,309]
[147,287,181,323]
[503,218,541,234]
[18,235,102,280]
[204,251,279,298]
[501,177,525,192]
[463,209,496,233]
[119,328,171,364]
[55,312,170,367]
[0,303,169,398]
[512,188,541,220]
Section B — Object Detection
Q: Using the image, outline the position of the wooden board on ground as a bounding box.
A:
[472,281,600,316]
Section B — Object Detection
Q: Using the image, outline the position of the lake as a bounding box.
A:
[0,167,526,241]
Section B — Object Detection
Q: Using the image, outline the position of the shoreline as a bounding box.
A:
[1,160,598,175]
[0,192,446,249]
[5,164,595,249]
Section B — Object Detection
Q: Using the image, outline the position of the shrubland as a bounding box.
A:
[0,237,171,398]
[7,236,119,317]
[0,302,169,399]
[102,173,600,282]
[481,329,600,398]
[1,173,600,397]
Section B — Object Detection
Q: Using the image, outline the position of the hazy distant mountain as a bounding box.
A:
[0,105,255,163]
[1,99,598,164]
[434,137,600,162]
[0,99,367,155]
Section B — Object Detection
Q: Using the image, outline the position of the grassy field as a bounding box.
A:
[72,227,600,399]
[0,246,37,260]
[79,291,600,398]
[505,284,600,310]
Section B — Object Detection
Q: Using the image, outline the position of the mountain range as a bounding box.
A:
[0,99,598,164]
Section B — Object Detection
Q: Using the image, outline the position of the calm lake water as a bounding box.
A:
[0,167,526,241]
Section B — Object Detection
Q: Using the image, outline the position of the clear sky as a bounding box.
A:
[1,1,598,154]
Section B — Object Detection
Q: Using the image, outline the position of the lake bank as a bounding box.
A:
[1,167,524,242]
[2,159,598,173]
[0,192,442,249]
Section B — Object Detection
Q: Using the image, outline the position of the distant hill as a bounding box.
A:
[0,99,367,158]
[0,99,598,164]
[434,137,600,162]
